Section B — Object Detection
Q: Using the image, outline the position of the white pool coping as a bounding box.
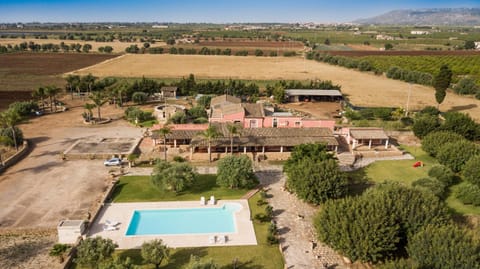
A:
[87,200,258,249]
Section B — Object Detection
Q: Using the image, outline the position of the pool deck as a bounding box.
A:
[88,200,257,249]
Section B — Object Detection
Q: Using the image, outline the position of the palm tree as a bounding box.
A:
[199,125,220,163]
[155,124,172,161]
[31,87,47,111]
[89,91,107,120]
[226,123,241,154]
[81,74,97,96]
[0,109,22,151]
[44,86,61,112]
[83,103,96,122]
[65,74,80,99]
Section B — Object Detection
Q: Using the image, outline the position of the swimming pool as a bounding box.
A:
[125,203,242,236]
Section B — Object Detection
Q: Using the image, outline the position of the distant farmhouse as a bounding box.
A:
[410,30,430,35]
[284,89,343,103]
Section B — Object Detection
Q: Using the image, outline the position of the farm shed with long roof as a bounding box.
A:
[285,89,343,102]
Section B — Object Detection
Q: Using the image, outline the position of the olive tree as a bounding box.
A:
[151,160,197,193]
[141,239,170,269]
[217,155,257,189]
[75,237,117,269]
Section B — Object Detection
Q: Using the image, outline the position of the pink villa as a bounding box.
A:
[209,94,335,130]
[150,94,340,159]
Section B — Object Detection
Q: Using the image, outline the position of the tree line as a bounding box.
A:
[0,41,113,54]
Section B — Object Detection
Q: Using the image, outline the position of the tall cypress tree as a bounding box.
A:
[433,65,452,109]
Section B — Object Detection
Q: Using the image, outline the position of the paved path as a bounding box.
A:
[256,166,348,269]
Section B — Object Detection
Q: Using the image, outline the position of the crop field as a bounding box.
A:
[357,55,480,82]
[200,39,304,49]
[0,53,116,109]
[71,54,480,120]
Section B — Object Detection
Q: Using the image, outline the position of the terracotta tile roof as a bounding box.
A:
[242,103,265,118]
[210,94,241,108]
[190,126,338,147]
[349,128,389,140]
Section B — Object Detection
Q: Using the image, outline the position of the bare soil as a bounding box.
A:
[0,53,117,109]
[72,54,480,120]
[0,99,140,230]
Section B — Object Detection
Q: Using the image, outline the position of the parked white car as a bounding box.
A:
[104,157,122,166]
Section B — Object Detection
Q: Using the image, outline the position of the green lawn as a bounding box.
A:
[350,145,437,186]
[349,145,480,216]
[111,175,248,202]
[74,193,284,269]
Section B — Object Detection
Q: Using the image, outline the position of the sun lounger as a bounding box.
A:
[209,235,216,244]
[200,196,206,205]
[218,235,227,244]
[106,220,120,226]
[103,225,118,231]
[208,196,216,205]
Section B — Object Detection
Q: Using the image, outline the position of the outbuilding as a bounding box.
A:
[285,89,343,102]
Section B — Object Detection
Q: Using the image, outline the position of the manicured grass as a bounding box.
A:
[350,145,437,186]
[350,145,480,216]
[111,175,248,202]
[75,192,284,269]
[138,119,158,128]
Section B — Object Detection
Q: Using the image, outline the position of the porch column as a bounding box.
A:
[225,147,228,153]
[352,139,357,149]
[190,147,194,160]
[368,139,372,149]
[385,139,389,149]
[262,146,265,154]
[280,146,284,153]
[335,145,338,152]
[244,147,247,154]
[174,139,177,148]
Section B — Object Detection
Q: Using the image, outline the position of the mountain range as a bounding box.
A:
[354,8,480,26]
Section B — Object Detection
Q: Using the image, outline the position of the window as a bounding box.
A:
[294,121,301,127]
[273,118,278,128]
[250,120,258,128]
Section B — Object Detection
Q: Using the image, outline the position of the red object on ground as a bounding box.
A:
[413,161,422,168]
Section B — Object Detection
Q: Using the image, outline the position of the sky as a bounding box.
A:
[0,0,479,23]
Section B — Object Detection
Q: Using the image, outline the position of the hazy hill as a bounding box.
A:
[355,8,480,26]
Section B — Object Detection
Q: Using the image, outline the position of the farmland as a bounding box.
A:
[0,53,116,109]
[356,55,480,83]
[71,54,480,120]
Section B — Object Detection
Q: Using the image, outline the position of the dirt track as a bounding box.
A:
[72,54,480,120]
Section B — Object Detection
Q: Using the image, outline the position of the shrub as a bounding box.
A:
[217,155,257,189]
[315,183,449,263]
[193,117,208,124]
[9,101,39,117]
[173,156,185,162]
[412,177,446,198]
[421,131,465,157]
[124,107,153,123]
[0,126,24,147]
[412,114,440,138]
[75,237,117,268]
[407,224,480,269]
[462,155,480,187]
[437,140,479,172]
[453,77,479,95]
[428,165,455,186]
[284,143,347,204]
[186,255,218,269]
[168,111,186,124]
[456,182,480,206]
[441,111,480,141]
[132,91,148,104]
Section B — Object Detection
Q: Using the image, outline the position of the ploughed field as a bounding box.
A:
[71,54,480,120]
[0,53,117,109]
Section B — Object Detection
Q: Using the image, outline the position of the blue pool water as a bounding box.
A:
[125,203,242,236]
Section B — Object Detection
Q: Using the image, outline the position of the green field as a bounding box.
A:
[111,175,248,202]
